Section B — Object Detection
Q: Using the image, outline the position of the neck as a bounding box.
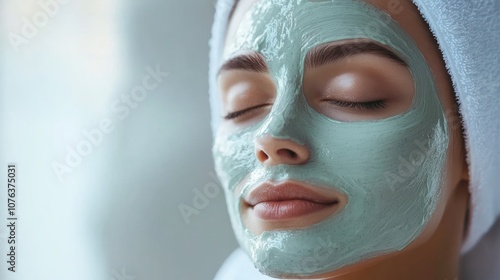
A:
[296,181,469,280]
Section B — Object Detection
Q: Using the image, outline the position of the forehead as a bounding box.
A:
[226,0,428,55]
[223,0,416,73]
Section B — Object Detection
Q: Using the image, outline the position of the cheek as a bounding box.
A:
[306,112,448,199]
[212,126,257,192]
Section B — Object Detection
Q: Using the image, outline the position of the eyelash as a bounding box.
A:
[325,99,387,110]
[223,100,386,120]
[223,104,271,120]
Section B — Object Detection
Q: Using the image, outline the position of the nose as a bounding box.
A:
[255,135,310,166]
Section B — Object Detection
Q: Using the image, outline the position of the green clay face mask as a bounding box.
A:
[213,0,449,277]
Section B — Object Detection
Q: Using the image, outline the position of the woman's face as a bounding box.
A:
[213,0,467,278]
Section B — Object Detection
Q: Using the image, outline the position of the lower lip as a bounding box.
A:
[252,200,338,220]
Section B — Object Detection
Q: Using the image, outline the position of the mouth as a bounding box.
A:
[243,180,344,221]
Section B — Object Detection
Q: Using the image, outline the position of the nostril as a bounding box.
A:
[255,137,310,166]
[277,149,298,159]
[257,150,269,162]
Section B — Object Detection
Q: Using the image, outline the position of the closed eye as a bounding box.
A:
[323,99,387,110]
[223,103,272,120]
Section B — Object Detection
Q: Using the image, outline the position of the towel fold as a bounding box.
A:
[410,0,500,253]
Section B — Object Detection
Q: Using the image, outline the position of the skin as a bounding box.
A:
[218,0,470,279]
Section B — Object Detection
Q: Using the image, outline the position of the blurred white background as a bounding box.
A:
[0,0,237,279]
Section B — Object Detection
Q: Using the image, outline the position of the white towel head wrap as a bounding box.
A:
[208,0,500,254]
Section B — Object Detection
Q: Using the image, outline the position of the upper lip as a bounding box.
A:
[244,180,341,206]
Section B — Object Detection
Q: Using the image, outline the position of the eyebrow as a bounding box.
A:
[218,52,269,75]
[305,41,407,68]
[217,41,407,76]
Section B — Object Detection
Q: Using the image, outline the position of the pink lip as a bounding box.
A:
[244,181,341,220]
